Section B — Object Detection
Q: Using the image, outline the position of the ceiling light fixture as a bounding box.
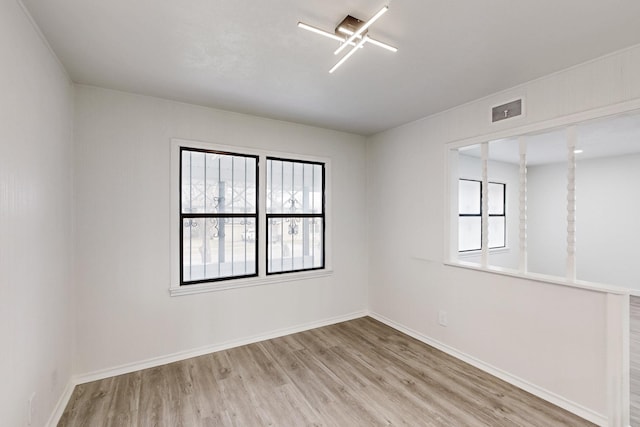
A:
[334,6,388,55]
[330,35,369,74]
[297,5,397,73]
[364,37,397,52]
[297,23,355,45]
[336,27,397,52]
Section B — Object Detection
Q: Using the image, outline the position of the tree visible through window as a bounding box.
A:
[458,179,506,252]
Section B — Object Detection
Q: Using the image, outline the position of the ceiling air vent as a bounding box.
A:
[492,99,523,123]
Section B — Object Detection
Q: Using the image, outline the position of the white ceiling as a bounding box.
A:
[460,110,640,165]
[23,0,640,135]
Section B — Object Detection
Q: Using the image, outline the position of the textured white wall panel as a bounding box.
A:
[0,2,74,426]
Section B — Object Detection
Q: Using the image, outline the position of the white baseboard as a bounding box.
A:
[368,311,608,427]
[46,310,367,426]
[73,310,368,385]
[49,309,608,427]
[45,379,75,427]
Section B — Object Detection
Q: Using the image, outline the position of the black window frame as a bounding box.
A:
[266,157,326,275]
[458,178,506,252]
[179,147,259,285]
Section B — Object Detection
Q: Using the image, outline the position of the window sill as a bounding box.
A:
[169,269,334,297]
[443,260,629,295]
[458,247,509,258]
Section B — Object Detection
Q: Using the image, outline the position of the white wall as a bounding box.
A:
[577,154,640,290]
[527,162,567,277]
[73,85,368,375]
[0,1,74,426]
[528,153,640,290]
[367,44,640,421]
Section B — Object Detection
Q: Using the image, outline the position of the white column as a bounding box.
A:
[448,149,460,261]
[518,136,527,273]
[481,142,489,267]
[606,293,629,427]
[566,126,577,281]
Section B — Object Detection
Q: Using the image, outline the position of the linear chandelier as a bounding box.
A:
[297,5,397,74]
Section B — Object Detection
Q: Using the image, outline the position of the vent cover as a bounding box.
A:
[492,99,523,123]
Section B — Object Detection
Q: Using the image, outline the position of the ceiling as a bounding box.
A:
[23,0,640,136]
[460,110,640,165]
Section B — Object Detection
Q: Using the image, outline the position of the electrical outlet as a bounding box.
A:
[438,310,448,327]
[28,392,36,426]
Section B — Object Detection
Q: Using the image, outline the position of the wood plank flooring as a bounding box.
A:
[631,296,640,426]
[59,317,594,426]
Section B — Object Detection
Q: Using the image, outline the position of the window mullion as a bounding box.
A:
[188,152,193,280]
[258,154,267,278]
[203,153,207,279]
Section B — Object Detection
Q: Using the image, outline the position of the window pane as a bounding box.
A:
[181,151,193,212]
[182,217,256,282]
[230,156,257,214]
[268,217,323,273]
[267,159,281,213]
[488,216,505,248]
[488,183,505,215]
[267,159,323,214]
[182,150,206,213]
[303,163,315,213]
[282,161,293,213]
[203,152,220,213]
[302,162,323,214]
[292,162,304,212]
[306,165,324,213]
[217,155,233,212]
[313,163,323,213]
[182,149,256,215]
[459,180,480,214]
[459,217,481,251]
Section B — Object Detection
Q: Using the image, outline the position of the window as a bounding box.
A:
[458,179,506,252]
[172,140,330,293]
[266,158,325,274]
[180,148,258,284]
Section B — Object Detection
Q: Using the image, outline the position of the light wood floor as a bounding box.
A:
[59,317,593,426]
[631,296,640,426]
